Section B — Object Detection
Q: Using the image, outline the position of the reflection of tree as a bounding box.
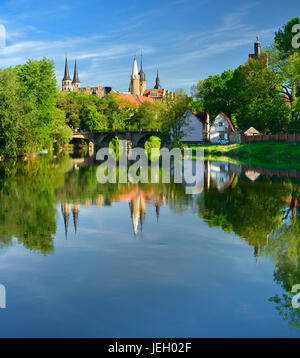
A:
[0,155,71,254]
[265,189,300,329]
[199,181,291,253]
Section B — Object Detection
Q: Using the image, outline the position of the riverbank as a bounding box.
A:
[190,141,300,170]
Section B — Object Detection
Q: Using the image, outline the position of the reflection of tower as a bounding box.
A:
[85,199,92,208]
[253,236,269,264]
[61,202,71,238]
[72,203,80,234]
[254,245,260,265]
[96,195,104,209]
[129,193,146,237]
[154,195,163,222]
[155,204,160,222]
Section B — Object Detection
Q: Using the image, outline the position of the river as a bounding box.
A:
[0,155,299,337]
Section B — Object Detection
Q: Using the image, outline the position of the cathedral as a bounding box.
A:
[128,55,175,101]
[62,57,112,98]
[62,55,174,103]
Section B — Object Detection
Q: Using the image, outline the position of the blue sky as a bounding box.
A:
[0,0,299,93]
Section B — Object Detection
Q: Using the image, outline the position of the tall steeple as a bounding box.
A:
[63,56,71,81]
[154,70,161,89]
[62,56,72,91]
[132,55,139,79]
[129,55,140,95]
[139,53,146,95]
[72,60,81,89]
[139,55,146,82]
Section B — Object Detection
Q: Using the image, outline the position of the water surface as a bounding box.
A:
[0,156,299,338]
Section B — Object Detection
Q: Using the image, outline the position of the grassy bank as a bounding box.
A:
[190,141,300,170]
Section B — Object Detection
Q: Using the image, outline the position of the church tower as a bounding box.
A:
[254,36,261,58]
[62,56,72,92]
[139,55,146,95]
[154,70,161,89]
[72,60,81,90]
[129,55,140,96]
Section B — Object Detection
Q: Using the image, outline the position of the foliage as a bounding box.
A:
[160,90,192,146]
[266,17,300,123]
[145,136,161,160]
[274,17,300,59]
[195,70,235,119]
[0,58,70,157]
[231,58,291,133]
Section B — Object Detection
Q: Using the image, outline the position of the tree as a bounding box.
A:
[160,90,192,145]
[231,58,290,133]
[274,17,300,59]
[195,70,235,119]
[266,17,300,120]
[51,109,73,149]
[130,101,162,130]
[0,68,38,157]
[80,105,107,131]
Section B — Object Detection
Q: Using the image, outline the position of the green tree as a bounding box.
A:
[160,90,192,145]
[195,70,234,119]
[266,17,300,121]
[231,58,290,132]
[80,105,107,131]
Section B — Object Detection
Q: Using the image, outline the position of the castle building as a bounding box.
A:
[62,56,112,98]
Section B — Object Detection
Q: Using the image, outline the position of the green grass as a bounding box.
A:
[189,141,300,170]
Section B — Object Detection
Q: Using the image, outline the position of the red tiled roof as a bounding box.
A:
[113,93,154,106]
[136,95,155,105]
[144,89,164,97]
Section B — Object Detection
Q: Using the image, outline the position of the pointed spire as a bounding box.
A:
[61,203,71,239]
[63,56,71,81]
[72,60,80,84]
[139,52,146,82]
[155,203,160,222]
[129,55,140,93]
[72,203,80,234]
[154,69,161,89]
[131,55,139,80]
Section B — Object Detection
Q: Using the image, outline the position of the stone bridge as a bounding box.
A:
[71,130,164,155]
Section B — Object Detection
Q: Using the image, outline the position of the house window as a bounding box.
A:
[219,122,223,127]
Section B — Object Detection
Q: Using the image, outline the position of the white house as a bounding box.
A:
[181,110,210,142]
[210,112,236,144]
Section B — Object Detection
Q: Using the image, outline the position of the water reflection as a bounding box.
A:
[0,156,300,331]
